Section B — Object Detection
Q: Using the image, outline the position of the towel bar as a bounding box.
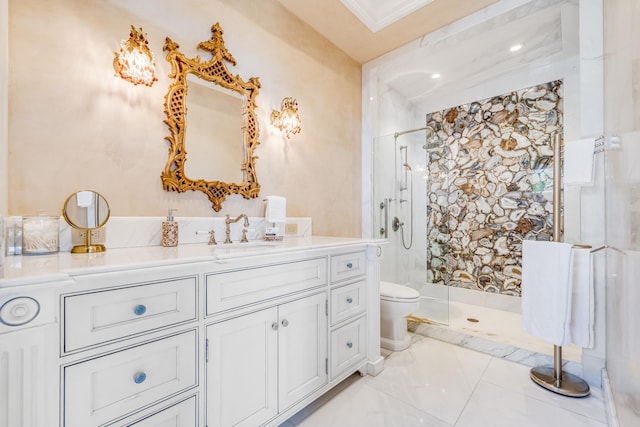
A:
[529,133,591,398]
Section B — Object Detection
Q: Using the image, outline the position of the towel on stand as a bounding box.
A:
[521,240,574,346]
[521,240,594,347]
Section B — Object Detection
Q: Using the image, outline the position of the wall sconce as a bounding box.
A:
[271,97,301,139]
[113,25,158,87]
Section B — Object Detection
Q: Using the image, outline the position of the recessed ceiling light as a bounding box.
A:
[431,73,441,79]
[510,44,523,52]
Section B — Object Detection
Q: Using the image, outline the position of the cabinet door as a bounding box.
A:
[207,308,278,427]
[278,292,328,411]
[0,325,57,427]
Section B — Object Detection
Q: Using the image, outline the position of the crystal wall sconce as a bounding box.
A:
[271,97,301,139]
[113,25,158,87]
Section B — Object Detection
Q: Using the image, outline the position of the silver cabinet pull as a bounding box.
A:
[281,319,289,327]
[271,322,279,330]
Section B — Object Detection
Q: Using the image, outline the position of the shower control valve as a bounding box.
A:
[392,217,403,232]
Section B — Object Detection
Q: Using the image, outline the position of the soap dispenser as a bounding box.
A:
[161,209,179,247]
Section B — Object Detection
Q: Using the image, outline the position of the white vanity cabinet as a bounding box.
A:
[60,264,203,427]
[0,282,64,427]
[206,292,328,427]
[0,237,382,427]
[204,247,380,427]
[204,257,329,427]
[328,252,368,381]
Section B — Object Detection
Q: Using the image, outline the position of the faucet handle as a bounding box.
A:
[208,230,217,245]
[240,227,249,243]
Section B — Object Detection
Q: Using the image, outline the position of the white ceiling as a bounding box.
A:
[338,0,435,33]
[275,0,499,63]
[278,0,579,115]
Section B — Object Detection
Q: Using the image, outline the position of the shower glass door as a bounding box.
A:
[373,129,450,325]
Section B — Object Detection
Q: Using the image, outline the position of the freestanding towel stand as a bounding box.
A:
[528,133,591,398]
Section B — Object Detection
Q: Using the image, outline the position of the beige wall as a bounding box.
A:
[6,0,362,237]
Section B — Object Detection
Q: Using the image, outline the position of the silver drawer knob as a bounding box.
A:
[346,341,353,349]
[271,322,279,331]
[346,297,353,304]
[281,319,289,327]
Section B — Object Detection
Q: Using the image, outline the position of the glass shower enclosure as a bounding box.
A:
[374,126,450,325]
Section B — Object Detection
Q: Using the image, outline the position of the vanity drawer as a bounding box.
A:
[64,276,197,352]
[114,395,197,426]
[64,330,197,427]
[206,258,327,315]
[330,251,366,283]
[330,315,366,380]
[330,279,366,325]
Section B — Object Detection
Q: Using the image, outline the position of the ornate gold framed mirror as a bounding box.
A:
[162,23,261,211]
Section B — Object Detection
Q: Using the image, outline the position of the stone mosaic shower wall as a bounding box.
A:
[425,80,562,296]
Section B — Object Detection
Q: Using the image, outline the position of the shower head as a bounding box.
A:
[423,130,443,150]
[423,141,442,150]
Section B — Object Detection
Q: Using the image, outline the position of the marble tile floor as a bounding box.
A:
[281,334,607,427]
[415,298,582,362]
[411,300,583,378]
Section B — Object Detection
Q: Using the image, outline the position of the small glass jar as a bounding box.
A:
[22,216,59,255]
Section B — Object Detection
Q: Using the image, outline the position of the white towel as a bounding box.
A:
[564,138,595,185]
[264,196,286,223]
[521,240,574,345]
[566,247,594,348]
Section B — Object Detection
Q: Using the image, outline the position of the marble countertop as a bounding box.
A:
[0,236,379,287]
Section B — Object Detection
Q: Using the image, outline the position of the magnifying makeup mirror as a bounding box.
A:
[62,190,110,253]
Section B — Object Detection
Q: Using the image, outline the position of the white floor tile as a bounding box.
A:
[285,338,607,427]
[455,380,608,427]
[294,378,452,427]
[480,357,607,424]
[360,337,492,425]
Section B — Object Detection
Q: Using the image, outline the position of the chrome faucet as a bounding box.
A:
[225,214,250,243]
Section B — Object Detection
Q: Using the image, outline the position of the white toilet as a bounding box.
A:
[380,281,421,351]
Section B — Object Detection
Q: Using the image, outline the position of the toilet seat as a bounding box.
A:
[380,281,420,302]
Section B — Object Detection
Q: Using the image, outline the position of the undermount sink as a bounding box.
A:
[214,241,281,250]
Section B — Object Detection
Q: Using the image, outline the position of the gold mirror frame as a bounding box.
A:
[162,23,261,211]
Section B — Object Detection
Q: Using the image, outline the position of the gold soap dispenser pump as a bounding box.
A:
[161,209,179,247]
